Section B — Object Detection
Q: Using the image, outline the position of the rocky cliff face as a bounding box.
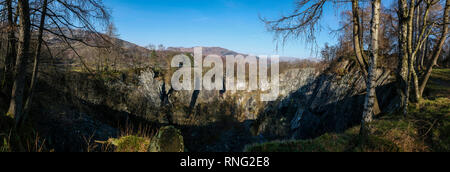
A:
[254,58,397,140]
[38,57,398,152]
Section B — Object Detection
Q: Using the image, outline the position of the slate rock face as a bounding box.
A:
[138,69,165,107]
[254,58,397,140]
[40,56,398,152]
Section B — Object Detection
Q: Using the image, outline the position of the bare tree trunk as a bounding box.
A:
[6,0,31,125]
[411,67,421,101]
[397,0,410,116]
[420,0,449,96]
[20,0,48,127]
[420,37,429,70]
[407,0,422,103]
[2,0,17,98]
[407,0,435,103]
[352,0,381,115]
[416,4,423,71]
[352,0,368,76]
[361,0,381,136]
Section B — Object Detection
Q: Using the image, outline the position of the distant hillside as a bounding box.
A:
[45,30,318,71]
[168,47,318,61]
[167,47,246,57]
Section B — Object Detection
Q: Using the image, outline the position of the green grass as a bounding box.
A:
[108,135,151,152]
[426,69,450,98]
[105,126,185,152]
[246,69,450,152]
[0,137,11,152]
[431,69,450,81]
[0,115,13,152]
[409,98,450,151]
[245,117,425,152]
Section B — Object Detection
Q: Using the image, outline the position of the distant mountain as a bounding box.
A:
[280,57,323,62]
[167,47,246,57]
[279,57,301,62]
[167,47,315,60]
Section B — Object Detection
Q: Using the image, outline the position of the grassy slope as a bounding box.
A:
[245,69,450,152]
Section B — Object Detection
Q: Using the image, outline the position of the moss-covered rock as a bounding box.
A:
[149,126,184,152]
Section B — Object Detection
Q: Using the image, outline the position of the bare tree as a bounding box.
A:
[4,0,111,127]
[396,0,448,115]
[2,0,16,98]
[146,44,156,51]
[397,0,411,116]
[262,0,388,131]
[107,22,121,72]
[408,0,436,103]
[21,0,48,126]
[96,23,119,72]
[352,0,369,76]
[420,0,449,96]
[351,0,382,115]
[158,44,165,51]
[361,0,381,136]
[6,0,31,124]
[321,43,338,61]
[262,0,330,51]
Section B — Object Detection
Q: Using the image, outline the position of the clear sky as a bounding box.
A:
[103,0,346,58]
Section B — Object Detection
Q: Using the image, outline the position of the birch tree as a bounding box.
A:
[361,0,381,136]
[397,0,448,115]
[397,0,412,115]
[419,0,449,96]
[352,0,382,115]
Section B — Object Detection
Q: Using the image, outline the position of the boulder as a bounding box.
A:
[149,126,184,152]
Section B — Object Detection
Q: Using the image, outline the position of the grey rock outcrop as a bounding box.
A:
[149,126,184,152]
[254,58,397,140]
[45,57,398,152]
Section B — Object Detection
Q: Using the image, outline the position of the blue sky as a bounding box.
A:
[103,0,346,58]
